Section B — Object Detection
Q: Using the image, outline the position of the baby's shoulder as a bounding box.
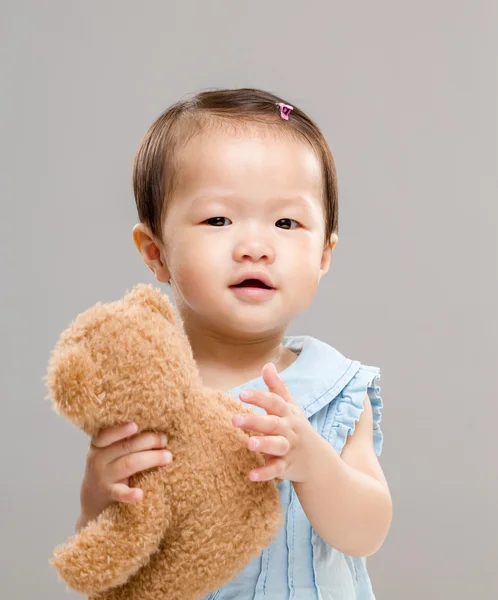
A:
[284,335,384,456]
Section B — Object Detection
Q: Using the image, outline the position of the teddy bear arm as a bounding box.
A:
[51,471,172,595]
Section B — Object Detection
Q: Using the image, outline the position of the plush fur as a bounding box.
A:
[45,283,284,600]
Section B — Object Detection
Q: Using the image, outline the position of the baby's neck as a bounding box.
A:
[191,335,298,393]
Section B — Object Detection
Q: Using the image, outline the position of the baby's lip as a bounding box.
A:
[230,271,275,289]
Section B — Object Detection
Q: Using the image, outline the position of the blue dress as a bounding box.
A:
[202,335,384,600]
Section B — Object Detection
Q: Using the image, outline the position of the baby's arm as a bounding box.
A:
[294,395,392,557]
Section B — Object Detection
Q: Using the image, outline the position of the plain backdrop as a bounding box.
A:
[1,1,497,599]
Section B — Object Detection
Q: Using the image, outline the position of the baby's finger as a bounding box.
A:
[107,449,173,482]
[248,435,290,456]
[109,483,143,504]
[249,456,285,482]
[240,390,289,417]
[104,431,168,463]
[91,421,138,449]
[233,413,285,437]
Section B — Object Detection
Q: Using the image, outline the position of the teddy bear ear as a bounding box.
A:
[44,344,98,434]
[125,283,177,324]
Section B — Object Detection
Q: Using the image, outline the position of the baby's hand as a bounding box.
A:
[233,363,316,483]
[77,422,172,530]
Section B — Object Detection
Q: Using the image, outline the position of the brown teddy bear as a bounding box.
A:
[45,283,284,600]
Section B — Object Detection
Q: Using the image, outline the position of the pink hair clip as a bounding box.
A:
[277,102,293,120]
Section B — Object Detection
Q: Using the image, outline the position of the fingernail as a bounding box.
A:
[163,451,173,463]
[132,488,143,501]
[234,415,245,427]
[127,422,138,433]
[160,434,168,445]
[239,390,250,401]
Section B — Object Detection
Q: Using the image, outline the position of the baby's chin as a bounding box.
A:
[217,313,288,341]
[181,288,291,335]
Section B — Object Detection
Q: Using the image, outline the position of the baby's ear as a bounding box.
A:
[44,344,99,434]
[125,283,177,324]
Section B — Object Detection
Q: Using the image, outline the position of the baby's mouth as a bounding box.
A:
[230,279,274,290]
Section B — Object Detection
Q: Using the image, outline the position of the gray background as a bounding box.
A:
[1,1,497,598]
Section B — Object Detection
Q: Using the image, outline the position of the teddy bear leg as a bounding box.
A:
[51,470,171,596]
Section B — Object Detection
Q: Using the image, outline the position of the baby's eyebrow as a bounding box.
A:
[189,194,313,210]
[189,194,235,207]
[272,196,313,209]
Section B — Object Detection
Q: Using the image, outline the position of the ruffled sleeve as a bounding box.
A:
[321,364,383,456]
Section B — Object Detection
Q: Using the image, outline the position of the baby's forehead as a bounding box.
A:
[173,129,323,196]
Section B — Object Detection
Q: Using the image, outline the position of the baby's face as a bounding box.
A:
[158,129,335,336]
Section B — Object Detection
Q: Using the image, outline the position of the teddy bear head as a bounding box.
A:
[45,284,201,437]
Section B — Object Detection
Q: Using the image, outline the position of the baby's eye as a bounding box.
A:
[205,217,231,227]
[276,218,300,230]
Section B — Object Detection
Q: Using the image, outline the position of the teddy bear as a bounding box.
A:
[45,283,284,600]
